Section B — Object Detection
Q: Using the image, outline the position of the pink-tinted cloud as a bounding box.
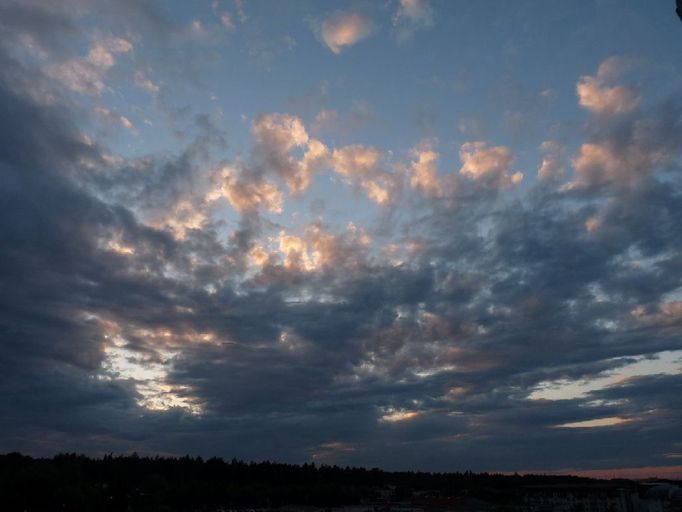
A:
[320,11,375,54]
[407,141,443,197]
[331,145,398,204]
[252,113,329,194]
[459,141,523,188]
[48,37,133,95]
[577,57,640,116]
[208,165,284,214]
[538,140,566,181]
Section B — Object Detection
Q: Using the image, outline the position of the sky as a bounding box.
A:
[0,0,681,477]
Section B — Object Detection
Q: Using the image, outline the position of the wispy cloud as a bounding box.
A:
[392,0,434,41]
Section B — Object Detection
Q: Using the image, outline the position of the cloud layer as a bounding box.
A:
[0,0,681,475]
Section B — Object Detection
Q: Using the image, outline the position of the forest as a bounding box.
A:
[0,452,603,511]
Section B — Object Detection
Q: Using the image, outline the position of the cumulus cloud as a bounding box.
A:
[571,143,630,189]
[331,145,383,178]
[567,103,682,192]
[150,199,209,240]
[577,57,640,116]
[272,223,370,274]
[538,140,566,181]
[459,141,523,188]
[319,11,375,54]
[330,145,398,204]
[407,141,443,197]
[252,113,329,194]
[208,165,284,214]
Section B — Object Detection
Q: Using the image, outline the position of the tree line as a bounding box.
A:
[0,452,598,512]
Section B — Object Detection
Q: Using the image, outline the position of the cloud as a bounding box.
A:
[48,36,133,95]
[313,109,339,131]
[458,141,523,188]
[577,57,640,116]
[407,140,443,197]
[272,223,370,274]
[134,70,160,94]
[331,145,383,178]
[330,145,399,204]
[208,165,284,214]
[538,140,566,181]
[220,12,236,31]
[252,113,329,194]
[311,101,375,137]
[2,6,682,475]
[93,106,137,134]
[566,101,682,192]
[319,11,375,54]
[392,0,434,41]
[148,199,209,240]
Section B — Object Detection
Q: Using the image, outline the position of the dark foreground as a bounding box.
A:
[1,453,680,512]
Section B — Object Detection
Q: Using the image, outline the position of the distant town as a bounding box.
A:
[1,454,680,512]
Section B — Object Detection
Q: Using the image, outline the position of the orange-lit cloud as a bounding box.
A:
[106,239,135,256]
[584,215,601,233]
[632,301,682,326]
[246,222,371,275]
[275,223,370,273]
[331,144,383,178]
[408,141,443,197]
[567,139,664,190]
[459,141,522,187]
[577,57,640,115]
[331,145,397,204]
[252,113,329,194]
[320,11,375,54]
[379,407,422,423]
[208,165,284,214]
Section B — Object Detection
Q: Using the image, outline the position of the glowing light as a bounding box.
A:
[101,341,202,415]
[106,240,135,255]
[89,313,204,415]
[556,417,630,429]
[529,350,682,401]
[379,407,421,423]
[585,216,601,233]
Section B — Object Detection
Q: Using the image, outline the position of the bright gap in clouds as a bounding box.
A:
[529,350,682,401]
[101,342,203,416]
[90,312,205,415]
[556,417,630,429]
